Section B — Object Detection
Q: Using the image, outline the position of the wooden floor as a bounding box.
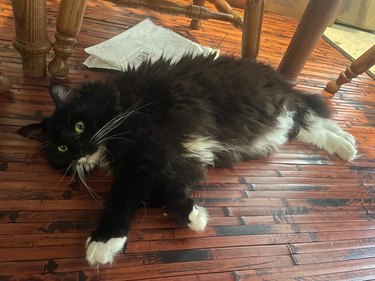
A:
[1,0,375,280]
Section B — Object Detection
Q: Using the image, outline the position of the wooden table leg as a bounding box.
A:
[48,0,87,79]
[241,0,264,60]
[0,73,11,94]
[11,0,51,78]
[277,0,343,85]
[325,45,375,94]
[190,0,206,30]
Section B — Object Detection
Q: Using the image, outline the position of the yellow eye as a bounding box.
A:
[57,145,68,152]
[75,121,85,135]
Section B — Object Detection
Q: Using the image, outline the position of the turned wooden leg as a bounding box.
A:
[241,0,264,59]
[48,0,87,79]
[277,0,343,85]
[325,45,375,94]
[190,0,206,30]
[212,0,243,29]
[11,0,51,78]
[0,73,11,94]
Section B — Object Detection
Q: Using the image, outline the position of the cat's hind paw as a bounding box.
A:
[85,236,127,266]
[188,205,209,232]
[335,136,358,161]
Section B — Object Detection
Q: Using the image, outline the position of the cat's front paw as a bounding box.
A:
[85,236,127,266]
[188,205,209,231]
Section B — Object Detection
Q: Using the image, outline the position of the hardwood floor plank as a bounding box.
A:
[1,0,374,279]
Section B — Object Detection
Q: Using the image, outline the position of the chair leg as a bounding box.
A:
[325,45,375,94]
[48,0,87,79]
[11,0,51,78]
[190,0,206,30]
[241,0,264,60]
[212,0,243,29]
[277,0,343,85]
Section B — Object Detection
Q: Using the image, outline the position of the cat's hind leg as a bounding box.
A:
[296,113,357,161]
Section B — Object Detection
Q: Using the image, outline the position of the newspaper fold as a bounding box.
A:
[83,19,219,71]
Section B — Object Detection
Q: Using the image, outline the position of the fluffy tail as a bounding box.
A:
[299,93,331,119]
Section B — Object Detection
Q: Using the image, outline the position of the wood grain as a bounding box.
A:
[11,0,51,78]
[326,44,375,93]
[0,0,375,280]
[48,0,87,79]
[277,0,343,85]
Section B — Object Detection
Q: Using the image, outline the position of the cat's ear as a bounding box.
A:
[18,123,47,142]
[49,84,79,108]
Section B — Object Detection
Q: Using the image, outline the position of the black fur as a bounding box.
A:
[19,54,329,250]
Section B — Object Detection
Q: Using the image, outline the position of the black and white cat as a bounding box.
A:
[19,54,357,266]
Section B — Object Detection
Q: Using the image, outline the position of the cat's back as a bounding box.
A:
[118,54,288,95]
[115,55,293,121]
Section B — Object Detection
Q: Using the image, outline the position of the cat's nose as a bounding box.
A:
[79,150,85,156]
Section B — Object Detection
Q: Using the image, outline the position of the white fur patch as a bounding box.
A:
[182,136,226,165]
[182,110,295,164]
[77,145,109,173]
[78,145,106,165]
[188,205,209,232]
[297,113,357,161]
[247,110,295,157]
[85,236,127,266]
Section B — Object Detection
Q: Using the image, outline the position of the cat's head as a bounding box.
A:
[19,83,119,176]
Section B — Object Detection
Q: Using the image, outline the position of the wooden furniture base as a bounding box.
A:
[48,0,87,79]
[242,0,264,59]
[277,0,343,85]
[11,0,349,84]
[11,0,51,78]
[325,45,375,94]
[114,0,263,61]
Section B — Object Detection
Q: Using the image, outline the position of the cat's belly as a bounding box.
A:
[182,110,295,166]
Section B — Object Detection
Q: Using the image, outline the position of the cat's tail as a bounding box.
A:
[291,92,357,161]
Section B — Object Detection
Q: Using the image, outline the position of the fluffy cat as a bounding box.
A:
[19,54,357,266]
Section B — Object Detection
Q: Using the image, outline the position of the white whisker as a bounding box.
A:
[101,146,114,164]
[23,141,53,172]
[90,101,153,145]
[58,160,77,183]
[96,136,134,146]
[91,103,140,143]
[76,163,103,206]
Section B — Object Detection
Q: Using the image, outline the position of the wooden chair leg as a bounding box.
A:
[48,0,87,79]
[190,0,206,30]
[325,45,375,94]
[277,0,343,85]
[0,73,11,94]
[212,0,243,29]
[11,0,51,78]
[241,0,264,60]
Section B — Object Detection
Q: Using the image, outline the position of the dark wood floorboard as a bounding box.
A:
[0,0,375,280]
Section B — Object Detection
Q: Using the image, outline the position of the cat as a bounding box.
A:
[19,54,357,266]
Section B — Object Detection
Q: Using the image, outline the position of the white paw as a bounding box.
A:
[335,138,357,161]
[339,131,357,146]
[188,205,209,232]
[85,236,127,266]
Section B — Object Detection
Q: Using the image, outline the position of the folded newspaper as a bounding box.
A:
[83,19,220,71]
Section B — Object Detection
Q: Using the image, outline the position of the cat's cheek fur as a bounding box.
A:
[85,236,127,266]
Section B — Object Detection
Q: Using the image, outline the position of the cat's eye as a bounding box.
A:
[57,145,68,152]
[75,121,85,135]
